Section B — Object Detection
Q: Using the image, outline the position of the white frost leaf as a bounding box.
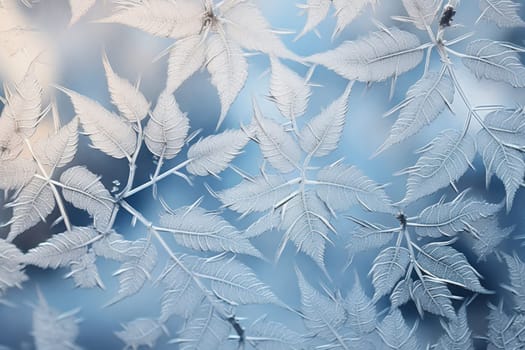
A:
[144,91,189,159]
[98,0,203,39]
[24,227,98,269]
[205,33,248,128]
[0,158,36,190]
[296,0,331,40]
[32,291,81,350]
[477,108,525,210]
[68,0,96,25]
[190,254,282,306]
[370,246,411,300]
[390,279,411,308]
[378,308,421,350]
[417,244,490,293]
[478,0,525,28]
[463,39,525,87]
[103,53,150,122]
[166,35,207,93]
[477,130,524,212]
[66,251,104,289]
[1,69,43,138]
[502,253,525,312]
[34,118,79,169]
[7,178,55,242]
[0,116,24,160]
[402,0,440,30]
[401,129,476,204]
[435,304,474,350]
[332,0,377,37]
[92,231,133,262]
[60,166,115,231]
[269,57,311,120]
[186,129,249,176]
[0,239,27,295]
[107,239,157,306]
[346,222,396,256]
[172,301,230,350]
[244,210,281,238]
[296,268,347,343]
[344,278,376,336]
[308,27,424,82]
[254,102,301,173]
[466,218,513,261]
[61,87,137,159]
[248,317,304,350]
[376,72,454,155]
[221,1,299,60]
[411,277,456,319]
[416,191,503,237]
[116,318,165,350]
[300,84,351,157]
[316,163,394,213]
[280,191,331,269]
[218,175,296,215]
[159,206,262,257]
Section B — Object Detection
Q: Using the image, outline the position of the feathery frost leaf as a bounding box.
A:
[346,222,396,256]
[144,91,189,159]
[435,304,474,350]
[502,253,525,312]
[66,250,104,289]
[172,301,230,350]
[98,0,203,39]
[206,33,248,128]
[332,0,377,37]
[416,243,489,293]
[308,27,424,82]
[61,87,137,159]
[159,206,261,257]
[344,278,376,336]
[316,163,395,213]
[487,303,525,350]
[378,308,421,350]
[376,71,455,155]
[280,191,332,269]
[415,191,502,237]
[296,0,331,40]
[401,129,476,204]
[218,175,297,214]
[7,178,55,242]
[269,57,311,120]
[0,116,24,160]
[248,317,304,350]
[60,166,115,231]
[478,0,525,28]
[0,239,27,295]
[166,35,206,93]
[24,226,98,269]
[299,83,351,157]
[253,103,301,173]
[463,39,525,87]
[411,277,456,319]
[102,53,150,122]
[296,269,347,343]
[92,231,132,262]
[32,291,81,350]
[0,158,36,190]
[115,318,165,350]
[390,279,411,308]
[466,218,512,261]
[186,129,249,176]
[402,0,440,30]
[371,247,411,300]
[477,108,525,210]
[107,238,157,306]
[34,118,79,170]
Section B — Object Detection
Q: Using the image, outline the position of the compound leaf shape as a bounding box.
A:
[186,129,249,176]
[158,206,262,257]
[60,166,115,231]
[34,118,79,170]
[308,27,424,82]
[371,246,411,301]
[401,129,476,204]
[376,71,454,155]
[24,226,99,269]
[60,87,137,159]
[463,39,525,87]
[478,0,525,28]
[144,91,189,159]
[7,178,55,242]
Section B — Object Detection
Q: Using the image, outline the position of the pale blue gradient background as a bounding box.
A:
[0,0,524,349]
